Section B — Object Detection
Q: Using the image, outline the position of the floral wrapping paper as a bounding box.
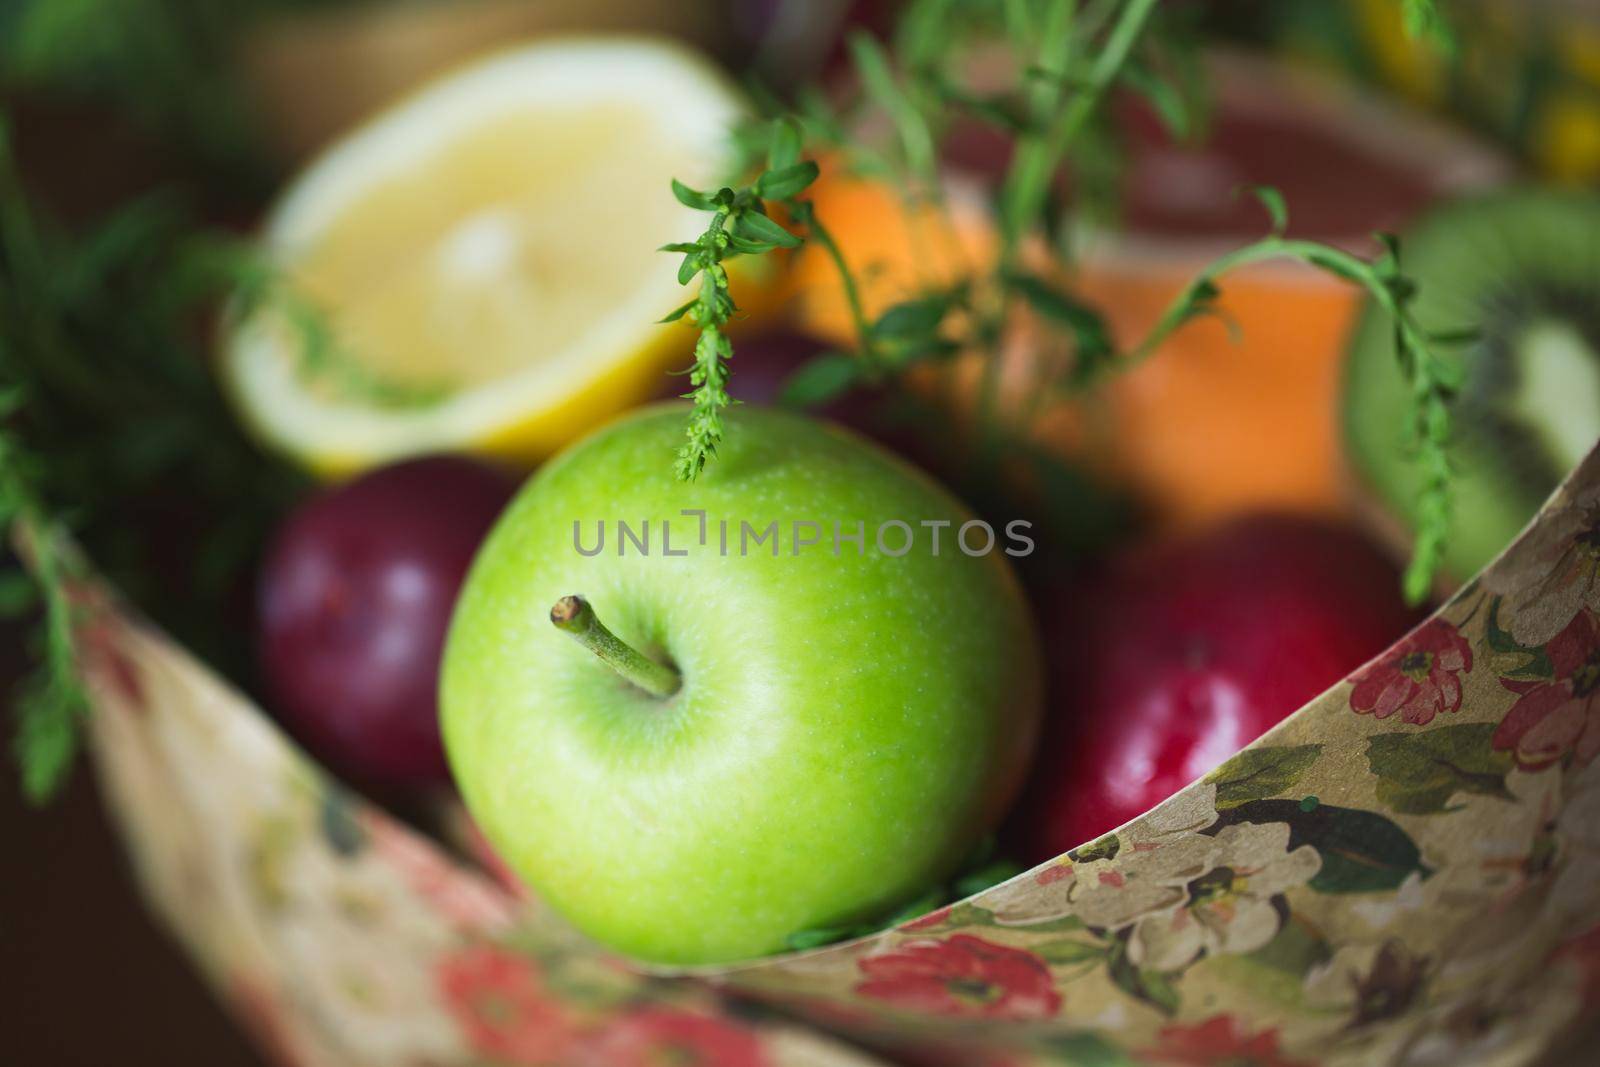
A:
[65,445,1600,1067]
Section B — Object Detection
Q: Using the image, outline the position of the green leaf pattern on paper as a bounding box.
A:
[1205,744,1323,809]
[1366,724,1515,814]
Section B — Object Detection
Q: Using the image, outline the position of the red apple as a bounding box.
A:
[1018,513,1421,861]
[257,456,517,788]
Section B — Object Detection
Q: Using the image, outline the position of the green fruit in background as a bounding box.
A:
[441,404,1041,965]
[1343,189,1600,582]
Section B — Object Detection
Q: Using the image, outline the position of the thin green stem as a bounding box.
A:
[973,0,1157,459]
[794,201,878,371]
[998,0,1159,267]
[1123,238,1396,369]
[550,595,682,699]
[1030,0,1080,120]
[1120,234,1455,604]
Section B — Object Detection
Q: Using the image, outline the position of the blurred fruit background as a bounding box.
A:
[4,0,1599,1062]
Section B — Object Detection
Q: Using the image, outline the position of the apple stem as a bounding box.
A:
[549,595,682,698]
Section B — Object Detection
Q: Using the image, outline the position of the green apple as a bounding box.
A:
[440,404,1041,965]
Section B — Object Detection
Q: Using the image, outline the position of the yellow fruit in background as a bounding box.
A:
[224,37,763,477]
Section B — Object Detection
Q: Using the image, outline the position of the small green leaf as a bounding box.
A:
[677,254,700,286]
[1069,833,1121,863]
[1485,596,1553,678]
[1122,62,1193,141]
[658,300,696,325]
[670,179,716,210]
[1214,799,1431,894]
[848,30,936,181]
[1305,248,1363,284]
[725,234,777,256]
[1373,231,1403,264]
[778,353,861,409]
[1022,65,1093,92]
[767,117,803,171]
[1366,724,1515,815]
[658,241,701,254]
[1428,356,1467,392]
[13,672,83,805]
[320,786,367,856]
[1402,0,1434,36]
[1205,744,1323,810]
[872,296,949,341]
[1034,939,1107,965]
[1008,272,1101,333]
[941,901,996,928]
[1106,936,1179,1015]
[931,77,1033,132]
[757,161,820,201]
[1245,915,1333,974]
[1244,185,1289,234]
[1037,1031,1135,1067]
[734,211,802,249]
[1427,327,1472,348]
[1401,0,1457,52]
[1004,912,1087,934]
[1006,272,1114,384]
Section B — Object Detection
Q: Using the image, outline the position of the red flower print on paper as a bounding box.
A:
[1349,619,1472,725]
[577,1008,769,1067]
[1141,1015,1315,1067]
[227,975,306,1067]
[365,813,515,934]
[1036,862,1073,886]
[437,944,577,1064]
[1494,609,1600,769]
[1553,922,1600,1006]
[855,935,1061,1019]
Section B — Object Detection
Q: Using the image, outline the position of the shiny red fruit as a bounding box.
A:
[1019,514,1421,861]
[257,456,517,788]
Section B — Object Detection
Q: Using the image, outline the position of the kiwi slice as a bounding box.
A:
[1343,189,1600,582]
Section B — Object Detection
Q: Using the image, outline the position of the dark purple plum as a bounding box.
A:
[257,456,518,789]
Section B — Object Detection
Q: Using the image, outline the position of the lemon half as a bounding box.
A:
[225,38,748,476]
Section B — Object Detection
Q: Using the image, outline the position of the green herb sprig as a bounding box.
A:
[1109,188,1460,603]
[1,0,355,186]
[663,0,1218,492]
[663,120,819,480]
[0,393,87,804]
[0,115,306,801]
[660,0,1464,597]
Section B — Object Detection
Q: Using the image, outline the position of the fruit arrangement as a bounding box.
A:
[5,2,1600,1065]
